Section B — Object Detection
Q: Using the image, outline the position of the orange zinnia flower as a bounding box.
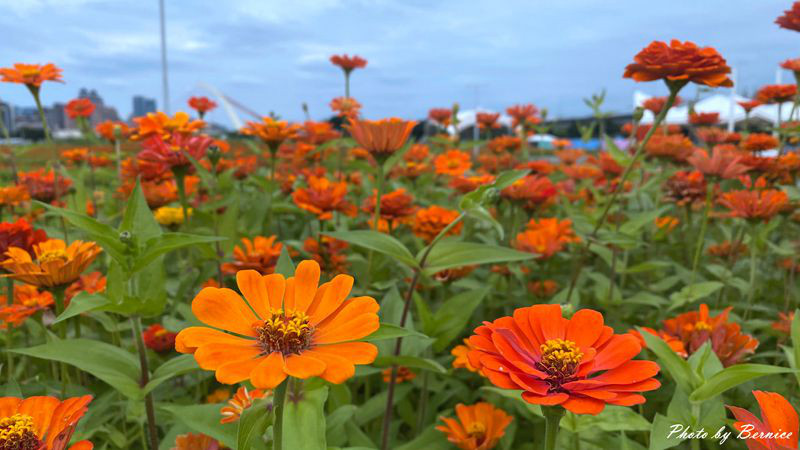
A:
[65,271,106,305]
[0,395,93,449]
[95,120,132,142]
[362,188,415,225]
[688,111,719,125]
[302,236,349,274]
[434,149,472,176]
[708,240,748,261]
[176,260,380,388]
[0,185,30,207]
[687,147,749,179]
[142,324,177,353]
[131,111,205,141]
[782,58,800,74]
[0,284,54,328]
[500,175,557,210]
[514,218,579,259]
[475,112,500,130]
[528,279,558,298]
[645,134,695,162]
[428,108,453,127]
[436,402,513,450]
[654,216,680,233]
[772,312,795,335]
[718,188,789,221]
[220,386,270,424]
[468,304,661,415]
[330,97,362,120]
[663,170,707,206]
[187,96,217,116]
[382,366,416,383]
[0,63,63,89]
[756,84,797,104]
[451,339,481,373]
[297,121,341,146]
[61,148,89,166]
[623,40,733,88]
[222,236,283,275]
[347,118,416,160]
[2,239,102,288]
[487,136,522,154]
[661,304,758,367]
[642,96,683,114]
[330,54,367,73]
[738,100,762,113]
[241,117,300,151]
[292,176,356,220]
[777,2,800,32]
[449,174,495,194]
[172,433,220,450]
[628,327,688,358]
[412,205,463,243]
[506,104,538,129]
[742,133,779,152]
[65,98,95,119]
[728,391,799,450]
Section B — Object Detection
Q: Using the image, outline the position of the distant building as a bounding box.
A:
[0,100,12,135]
[132,95,157,119]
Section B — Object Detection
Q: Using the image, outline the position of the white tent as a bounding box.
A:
[448,108,513,133]
[635,91,794,126]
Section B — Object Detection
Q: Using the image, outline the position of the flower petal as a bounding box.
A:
[191,287,259,337]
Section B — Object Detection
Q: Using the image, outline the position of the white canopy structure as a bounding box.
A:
[448,108,513,133]
[635,91,794,127]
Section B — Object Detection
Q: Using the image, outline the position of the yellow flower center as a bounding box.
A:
[466,421,486,440]
[0,413,41,449]
[538,339,584,380]
[694,321,712,331]
[254,309,314,355]
[37,249,69,265]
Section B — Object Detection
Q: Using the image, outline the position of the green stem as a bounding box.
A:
[273,379,288,450]
[745,225,758,320]
[174,169,189,229]
[373,164,384,230]
[345,72,351,98]
[131,315,159,450]
[543,406,565,450]
[5,278,12,306]
[564,83,683,304]
[690,181,714,283]
[31,89,52,144]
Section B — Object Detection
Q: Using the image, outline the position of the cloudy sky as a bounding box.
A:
[0,0,797,126]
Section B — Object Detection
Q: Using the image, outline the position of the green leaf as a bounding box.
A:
[119,179,162,244]
[638,328,699,393]
[283,385,328,450]
[689,364,795,403]
[355,384,412,425]
[52,292,110,325]
[325,230,419,269]
[144,354,199,395]
[275,246,295,277]
[459,169,528,211]
[429,287,489,351]
[160,403,237,448]
[362,323,429,342]
[668,282,724,310]
[421,241,534,274]
[236,398,270,450]
[11,338,142,399]
[373,355,446,374]
[36,201,126,264]
[131,233,225,273]
[649,413,684,450]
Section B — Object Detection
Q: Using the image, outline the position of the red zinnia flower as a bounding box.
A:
[738,100,762,113]
[756,84,797,104]
[187,96,217,116]
[143,324,177,353]
[475,112,500,130]
[429,108,453,127]
[776,2,800,32]
[330,54,367,73]
[624,40,733,88]
[468,304,661,415]
[65,98,95,119]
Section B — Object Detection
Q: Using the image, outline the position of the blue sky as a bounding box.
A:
[0,0,797,127]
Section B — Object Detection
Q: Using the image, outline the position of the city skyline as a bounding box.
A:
[0,1,797,127]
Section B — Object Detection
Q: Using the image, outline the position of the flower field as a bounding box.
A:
[4,5,800,450]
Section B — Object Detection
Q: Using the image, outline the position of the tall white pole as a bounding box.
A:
[159,0,170,114]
